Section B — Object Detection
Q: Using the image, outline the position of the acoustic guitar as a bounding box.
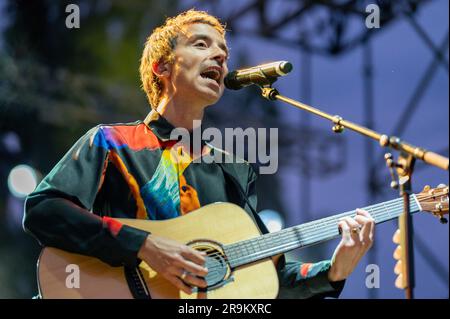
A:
[37,184,448,299]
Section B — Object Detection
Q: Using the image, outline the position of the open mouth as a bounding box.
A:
[200,68,221,86]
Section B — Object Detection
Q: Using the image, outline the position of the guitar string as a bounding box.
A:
[216,190,443,262]
[204,205,412,274]
[198,199,418,275]
[203,196,409,260]
[185,193,446,276]
[227,199,423,264]
[200,194,431,268]
[229,198,413,254]
[202,200,424,270]
[200,206,408,274]
[203,204,443,277]
[226,192,446,267]
[201,205,417,278]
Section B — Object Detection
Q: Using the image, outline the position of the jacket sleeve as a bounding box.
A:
[245,165,345,299]
[23,126,149,267]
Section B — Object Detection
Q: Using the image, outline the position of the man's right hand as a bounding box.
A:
[137,234,208,294]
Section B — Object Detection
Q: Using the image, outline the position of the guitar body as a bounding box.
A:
[36,185,450,299]
[37,202,280,299]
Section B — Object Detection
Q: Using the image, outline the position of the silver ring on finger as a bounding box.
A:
[180,270,188,280]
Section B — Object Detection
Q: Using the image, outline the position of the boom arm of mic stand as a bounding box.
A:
[260,86,428,299]
[260,87,449,171]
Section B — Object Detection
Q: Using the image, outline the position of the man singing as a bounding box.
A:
[23,9,375,298]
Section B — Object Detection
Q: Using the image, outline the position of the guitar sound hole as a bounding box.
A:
[187,241,231,290]
[204,249,228,288]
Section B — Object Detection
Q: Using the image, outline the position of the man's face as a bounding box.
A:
[164,23,229,107]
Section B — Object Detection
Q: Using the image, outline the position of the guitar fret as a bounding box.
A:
[226,195,423,268]
[249,242,256,255]
[366,206,375,221]
[382,202,391,220]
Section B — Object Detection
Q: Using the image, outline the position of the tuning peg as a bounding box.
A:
[433,212,448,224]
[390,181,399,189]
[385,153,400,190]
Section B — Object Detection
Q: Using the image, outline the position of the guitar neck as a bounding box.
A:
[224,195,422,268]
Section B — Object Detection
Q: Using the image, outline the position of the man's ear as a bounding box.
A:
[152,61,171,78]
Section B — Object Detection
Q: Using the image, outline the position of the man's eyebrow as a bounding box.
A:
[189,34,229,56]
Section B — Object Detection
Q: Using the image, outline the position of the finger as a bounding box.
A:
[343,217,361,241]
[168,275,193,295]
[393,245,402,260]
[181,247,207,266]
[175,268,208,287]
[351,216,373,263]
[176,269,208,288]
[175,258,208,277]
[356,208,374,219]
[356,209,375,241]
[344,216,361,229]
[354,215,371,229]
[338,220,352,241]
[393,229,400,244]
[339,219,366,268]
[354,215,375,244]
[355,216,371,244]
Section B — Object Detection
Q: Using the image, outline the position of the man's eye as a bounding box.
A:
[194,41,207,48]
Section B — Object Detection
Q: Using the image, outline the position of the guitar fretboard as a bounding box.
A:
[224,195,421,268]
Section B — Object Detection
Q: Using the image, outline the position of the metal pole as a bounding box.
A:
[260,88,449,171]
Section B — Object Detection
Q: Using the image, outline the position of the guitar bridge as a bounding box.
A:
[192,275,235,293]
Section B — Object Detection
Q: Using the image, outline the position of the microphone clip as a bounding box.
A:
[261,86,279,101]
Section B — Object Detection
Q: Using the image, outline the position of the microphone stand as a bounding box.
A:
[259,85,449,299]
[259,86,449,170]
[389,151,416,299]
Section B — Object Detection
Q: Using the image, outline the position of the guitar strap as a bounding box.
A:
[124,266,151,299]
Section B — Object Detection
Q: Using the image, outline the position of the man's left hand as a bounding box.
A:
[328,209,375,282]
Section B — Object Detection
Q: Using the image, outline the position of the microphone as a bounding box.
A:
[224,61,293,90]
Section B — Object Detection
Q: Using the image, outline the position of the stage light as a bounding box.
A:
[259,209,284,233]
[7,164,38,198]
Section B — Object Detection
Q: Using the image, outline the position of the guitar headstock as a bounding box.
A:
[416,184,449,223]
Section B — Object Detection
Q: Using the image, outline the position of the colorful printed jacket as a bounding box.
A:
[23,111,345,299]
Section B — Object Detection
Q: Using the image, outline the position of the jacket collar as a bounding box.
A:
[144,110,254,218]
[143,110,178,142]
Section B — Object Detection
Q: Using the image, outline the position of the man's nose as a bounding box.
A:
[212,47,227,65]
